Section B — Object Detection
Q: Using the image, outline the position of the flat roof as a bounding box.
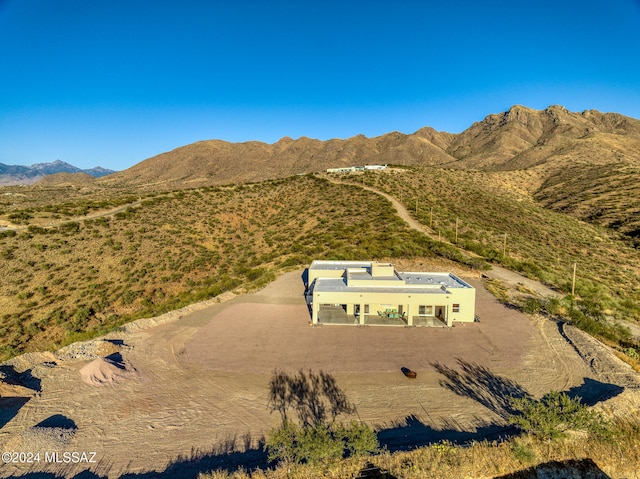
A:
[310,260,373,271]
[400,272,473,289]
[309,260,473,291]
[313,277,451,295]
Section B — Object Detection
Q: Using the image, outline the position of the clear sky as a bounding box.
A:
[1,0,639,171]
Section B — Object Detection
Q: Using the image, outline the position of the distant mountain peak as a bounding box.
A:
[0,160,116,186]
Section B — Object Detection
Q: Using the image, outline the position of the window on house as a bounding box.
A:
[418,305,433,315]
[452,304,460,313]
[364,304,370,314]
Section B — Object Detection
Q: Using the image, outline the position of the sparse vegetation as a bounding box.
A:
[199,414,640,479]
[342,167,640,361]
[509,391,611,440]
[266,370,379,468]
[0,175,488,360]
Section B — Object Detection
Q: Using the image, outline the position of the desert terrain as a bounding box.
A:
[0,267,637,478]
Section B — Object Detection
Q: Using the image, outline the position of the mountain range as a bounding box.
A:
[0,159,116,186]
[3,105,639,238]
[98,105,640,238]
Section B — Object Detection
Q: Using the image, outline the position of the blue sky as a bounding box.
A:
[1,0,639,171]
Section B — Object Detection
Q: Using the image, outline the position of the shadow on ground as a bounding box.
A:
[0,364,42,391]
[35,414,77,430]
[0,396,30,429]
[3,367,623,479]
[432,359,624,415]
[355,462,398,479]
[432,358,530,420]
[566,377,624,406]
[1,436,268,479]
[493,458,611,478]
[377,414,516,452]
[268,369,354,427]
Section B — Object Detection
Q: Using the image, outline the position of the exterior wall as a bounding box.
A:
[308,261,476,327]
[447,287,476,323]
[311,287,475,326]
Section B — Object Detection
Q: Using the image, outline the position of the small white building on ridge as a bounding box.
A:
[305,260,476,327]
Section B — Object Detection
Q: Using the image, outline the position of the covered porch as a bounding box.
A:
[314,303,447,327]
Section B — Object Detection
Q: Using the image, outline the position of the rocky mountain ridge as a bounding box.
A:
[97,105,640,238]
[0,160,116,186]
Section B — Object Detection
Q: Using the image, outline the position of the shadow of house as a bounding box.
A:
[0,396,30,429]
[432,359,530,420]
[0,364,42,392]
[493,458,611,479]
[377,414,516,452]
[566,377,624,406]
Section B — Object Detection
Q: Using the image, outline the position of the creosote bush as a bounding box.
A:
[509,391,611,440]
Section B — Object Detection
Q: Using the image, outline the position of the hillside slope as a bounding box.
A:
[97,105,640,238]
[99,131,456,188]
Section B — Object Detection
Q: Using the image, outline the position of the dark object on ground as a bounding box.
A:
[355,462,399,479]
[401,367,417,379]
[493,458,611,478]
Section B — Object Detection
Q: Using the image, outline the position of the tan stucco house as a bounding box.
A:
[305,260,476,327]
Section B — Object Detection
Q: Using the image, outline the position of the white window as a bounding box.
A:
[452,304,460,313]
[364,304,370,314]
[418,305,433,315]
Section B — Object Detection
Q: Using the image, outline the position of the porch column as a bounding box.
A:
[312,297,319,325]
[359,303,365,325]
[406,304,412,326]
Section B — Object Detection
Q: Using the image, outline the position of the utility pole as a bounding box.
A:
[503,233,507,257]
[571,262,577,297]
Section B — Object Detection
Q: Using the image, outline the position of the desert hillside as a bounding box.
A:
[1,108,640,478]
[98,105,640,238]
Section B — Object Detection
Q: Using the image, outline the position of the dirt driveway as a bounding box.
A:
[0,270,636,478]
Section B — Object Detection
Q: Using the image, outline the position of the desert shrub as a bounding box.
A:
[8,211,33,223]
[59,221,81,234]
[510,440,536,465]
[266,420,378,468]
[545,296,562,315]
[520,297,543,314]
[509,391,611,440]
[339,421,381,458]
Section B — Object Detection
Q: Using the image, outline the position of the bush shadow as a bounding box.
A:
[431,359,530,420]
[268,369,355,427]
[118,434,268,479]
[566,377,624,406]
[1,437,268,479]
[377,414,516,452]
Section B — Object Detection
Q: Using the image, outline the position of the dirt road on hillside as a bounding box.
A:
[328,178,561,298]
